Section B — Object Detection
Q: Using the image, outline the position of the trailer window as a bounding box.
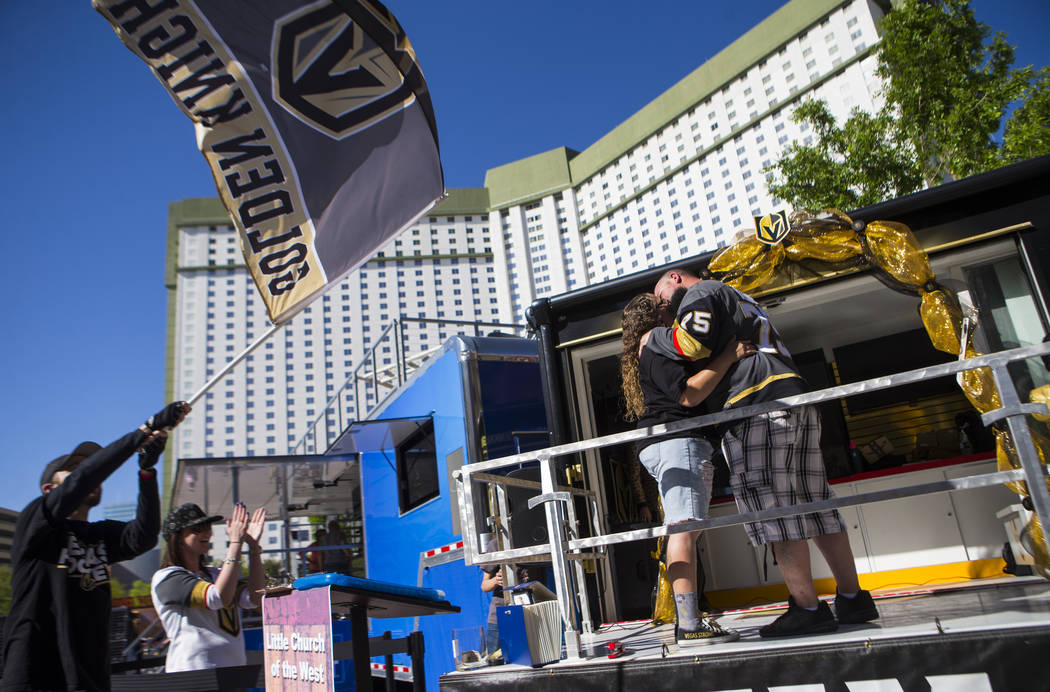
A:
[397,419,439,513]
[477,360,548,459]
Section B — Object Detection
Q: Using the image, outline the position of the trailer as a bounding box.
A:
[165,156,1050,691]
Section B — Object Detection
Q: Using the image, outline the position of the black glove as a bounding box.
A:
[139,434,167,470]
[145,401,190,432]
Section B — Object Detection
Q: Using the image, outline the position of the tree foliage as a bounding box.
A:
[1001,66,1050,162]
[110,579,128,599]
[129,579,152,599]
[768,101,922,209]
[766,0,1048,209]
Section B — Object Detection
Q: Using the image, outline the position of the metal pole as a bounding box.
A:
[188,323,282,406]
[537,454,581,660]
[987,363,1050,555]
[280,466,292,576]
[398,319,407,387]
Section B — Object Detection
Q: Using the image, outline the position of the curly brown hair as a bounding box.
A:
[621,293,665,422]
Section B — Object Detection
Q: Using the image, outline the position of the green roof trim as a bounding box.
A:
[430,188,490,215]
[484,147,577,209]
[168,197,232,228]
[568,0,848,184]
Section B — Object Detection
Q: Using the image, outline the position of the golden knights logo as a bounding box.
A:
[754,210,789,245]
[272,0,417,139]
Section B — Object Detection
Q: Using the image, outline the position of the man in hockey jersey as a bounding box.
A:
[646,269,877,637]
[1,401,190,691]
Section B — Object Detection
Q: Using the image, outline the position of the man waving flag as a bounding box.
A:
[95,0,444,324]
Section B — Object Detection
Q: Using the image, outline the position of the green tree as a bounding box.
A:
[766,0,1047,209]
[767,101,922,209]
[263,558,284,581]
[876,0,1029,185]
[1001,66,1050,162]
[110,579,128,600]
[129,580,152,599]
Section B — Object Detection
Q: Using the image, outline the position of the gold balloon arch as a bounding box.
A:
[708,208,1050,578]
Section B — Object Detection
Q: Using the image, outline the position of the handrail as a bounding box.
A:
[456,341,1050,660]
[463,342,1050,474]
[291,316,527,455]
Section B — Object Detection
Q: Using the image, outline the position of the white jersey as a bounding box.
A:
[151,565,255,672]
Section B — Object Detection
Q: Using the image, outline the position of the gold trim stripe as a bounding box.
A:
[724,372,801,407]
[189,580,211,609]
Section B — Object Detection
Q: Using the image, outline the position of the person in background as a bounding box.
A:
[321,519,352,573]
[301,527,327,574]
[151,501,267,672]
[621,293,751,645]
[480,537,547,657]
[1,401,190,692]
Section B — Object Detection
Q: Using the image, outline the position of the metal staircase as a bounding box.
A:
[291,316,528,455]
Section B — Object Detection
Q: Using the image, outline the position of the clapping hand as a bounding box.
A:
[227,502,248,544]
[244,506,267,548]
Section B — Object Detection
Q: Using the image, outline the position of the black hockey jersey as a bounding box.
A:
[646,280,806,409]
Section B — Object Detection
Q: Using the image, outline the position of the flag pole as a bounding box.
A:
[186,322,285,406]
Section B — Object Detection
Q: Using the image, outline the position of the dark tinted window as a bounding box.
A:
[397,420,438,513]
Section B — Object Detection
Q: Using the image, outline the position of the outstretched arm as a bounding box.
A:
[43,401,190,521]
[679,339,755,407]
[113,434,167,561]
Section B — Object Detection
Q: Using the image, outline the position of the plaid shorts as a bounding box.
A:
[721,405,844,545]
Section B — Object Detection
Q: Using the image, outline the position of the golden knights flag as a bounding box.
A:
[95,0,444,324]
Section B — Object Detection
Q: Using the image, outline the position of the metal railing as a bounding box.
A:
[292,316,527,455]
[456,341,1050,660]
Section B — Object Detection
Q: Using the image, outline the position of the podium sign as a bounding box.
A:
[263,586,336,692]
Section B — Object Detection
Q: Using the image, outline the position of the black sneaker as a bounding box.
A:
[835,590,879,624]
[676,615,740,646]
[759,598,837,638]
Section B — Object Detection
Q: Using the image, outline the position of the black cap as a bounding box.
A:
[40,441,102,487]
[162,503,223,540]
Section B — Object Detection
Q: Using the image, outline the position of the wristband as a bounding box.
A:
[223,558,239,564]
[139,468,156,479]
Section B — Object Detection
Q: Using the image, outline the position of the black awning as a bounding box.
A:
[327,414,434,455]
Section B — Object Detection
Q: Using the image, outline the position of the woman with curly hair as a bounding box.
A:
[621,293,753,646]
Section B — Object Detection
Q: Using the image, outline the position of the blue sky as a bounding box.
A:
[0,0,1047,514]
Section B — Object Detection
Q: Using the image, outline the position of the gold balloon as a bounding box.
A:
[784,229,863,262]
[651,536,676,624]
[788,208,855,234]
[864,220,934,288]
[959,359,1003,414]
[920,290,965,355]
[1031,385,1050,424]
[728,243,786,295]
[709,237,766,275]
[995,427,1050,497]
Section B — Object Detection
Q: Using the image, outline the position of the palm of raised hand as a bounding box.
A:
[245,507,267,547]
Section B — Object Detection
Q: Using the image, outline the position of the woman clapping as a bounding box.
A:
[150,501,267,671]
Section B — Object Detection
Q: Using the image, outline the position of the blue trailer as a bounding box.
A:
[321,335,549,689]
